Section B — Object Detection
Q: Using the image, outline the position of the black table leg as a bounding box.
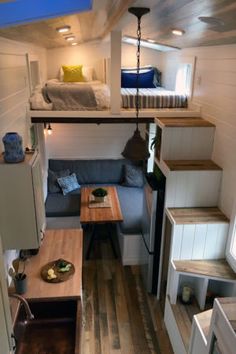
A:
[107,223,117,258]
[86,224,96,260]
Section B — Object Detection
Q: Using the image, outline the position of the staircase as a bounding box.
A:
[152,113,235,354]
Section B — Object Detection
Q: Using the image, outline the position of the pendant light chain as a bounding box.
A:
[135,17,141,130]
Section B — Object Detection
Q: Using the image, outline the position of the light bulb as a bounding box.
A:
[47,124,52,135]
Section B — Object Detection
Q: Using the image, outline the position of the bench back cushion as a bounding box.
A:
[48,159,132,185]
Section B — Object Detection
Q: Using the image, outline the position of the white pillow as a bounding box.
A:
[82,66,93,82]
[59,66,94,82]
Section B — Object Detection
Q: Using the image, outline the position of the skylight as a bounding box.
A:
[0,0,93,28]
[122,36,180,52]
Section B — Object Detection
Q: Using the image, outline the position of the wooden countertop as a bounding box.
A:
[23,229,83,300]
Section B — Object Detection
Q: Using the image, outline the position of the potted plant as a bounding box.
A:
[92,187,108,202]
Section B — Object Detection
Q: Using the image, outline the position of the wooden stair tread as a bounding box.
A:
[170,296,199,351]
[155,117,215,128]
[167,207,229,224]
[164,159,222,171]
[173,259,236,280]
[194,309,212,339]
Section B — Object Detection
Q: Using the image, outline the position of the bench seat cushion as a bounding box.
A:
[116,185,143,234]
[45,189,81,217]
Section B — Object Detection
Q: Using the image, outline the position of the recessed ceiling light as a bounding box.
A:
[147,38,155,43]
[56,25,71,33]
[71,42,78,46]
[65,36,75,41]
[172,29,185,36]
[198,16,225,26]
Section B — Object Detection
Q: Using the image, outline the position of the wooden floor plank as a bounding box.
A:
[81,235,173,354]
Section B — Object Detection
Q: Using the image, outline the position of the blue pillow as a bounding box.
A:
[121,69,155,88]
[123,164,144,187]
[48,169,70,193]
[57,173,80,195]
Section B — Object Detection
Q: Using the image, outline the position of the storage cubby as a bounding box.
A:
[169,259,236,311]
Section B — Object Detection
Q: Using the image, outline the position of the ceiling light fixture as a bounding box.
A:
[122,7,150,161]
[56,25,71,33]
[47,124,52,136]
[71,42,78,46]
[65,36,75,41]
[172,29,185,36]
[147,38,155,43]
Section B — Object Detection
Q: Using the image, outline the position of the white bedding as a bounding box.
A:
[30,79,110,110]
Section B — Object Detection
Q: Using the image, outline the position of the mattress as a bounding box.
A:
[121,87,187,109]
[30,79,110,111]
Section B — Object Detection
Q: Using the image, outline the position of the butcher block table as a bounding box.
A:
[23,228,83,300]
[80,186,123,259]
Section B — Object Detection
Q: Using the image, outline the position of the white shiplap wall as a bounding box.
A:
[45,123,146,159]
[0,36,47,283]
[47,41,162,81]
[161,44,236,218]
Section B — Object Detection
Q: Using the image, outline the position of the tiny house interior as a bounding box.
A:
[0,1,236,353]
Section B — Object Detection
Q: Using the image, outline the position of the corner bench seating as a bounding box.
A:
[45,159,144,264]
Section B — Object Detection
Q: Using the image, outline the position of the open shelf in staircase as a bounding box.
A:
[169,259,236,311]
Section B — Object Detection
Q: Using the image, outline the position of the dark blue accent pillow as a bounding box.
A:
[121,69,155,88]
[122,164,144,187]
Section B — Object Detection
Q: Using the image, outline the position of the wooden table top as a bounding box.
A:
[80,186,123,224]
[22,229,83,300]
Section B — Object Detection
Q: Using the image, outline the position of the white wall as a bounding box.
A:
[121,43,162,69]
[0,35,47,282]
[47,40,110,81]
[161,44,236,217]
[45,123,145,159]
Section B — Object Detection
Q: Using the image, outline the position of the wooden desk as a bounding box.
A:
[80,186,123,224]
[23,228,83,300]
[80,186,123,259]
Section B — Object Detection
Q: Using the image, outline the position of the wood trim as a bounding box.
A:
[31,116,154,124]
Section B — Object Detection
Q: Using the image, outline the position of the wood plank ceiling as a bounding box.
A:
[0,0,235,49]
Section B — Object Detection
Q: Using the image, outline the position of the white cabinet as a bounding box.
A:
[0,152,45,250]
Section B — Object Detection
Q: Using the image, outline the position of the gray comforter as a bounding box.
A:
[42,83,98,110]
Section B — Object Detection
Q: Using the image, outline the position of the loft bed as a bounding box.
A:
[29,65,188,120]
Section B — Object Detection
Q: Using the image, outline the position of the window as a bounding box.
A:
[226,198,236,272]
[175,63,192,96]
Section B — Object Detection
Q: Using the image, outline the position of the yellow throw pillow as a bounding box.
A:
[62,65,84,82]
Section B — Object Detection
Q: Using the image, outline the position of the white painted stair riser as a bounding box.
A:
[165,170,222,208]
[161,127,215,160]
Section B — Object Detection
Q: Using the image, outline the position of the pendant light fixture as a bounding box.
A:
[122,7,150,161]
